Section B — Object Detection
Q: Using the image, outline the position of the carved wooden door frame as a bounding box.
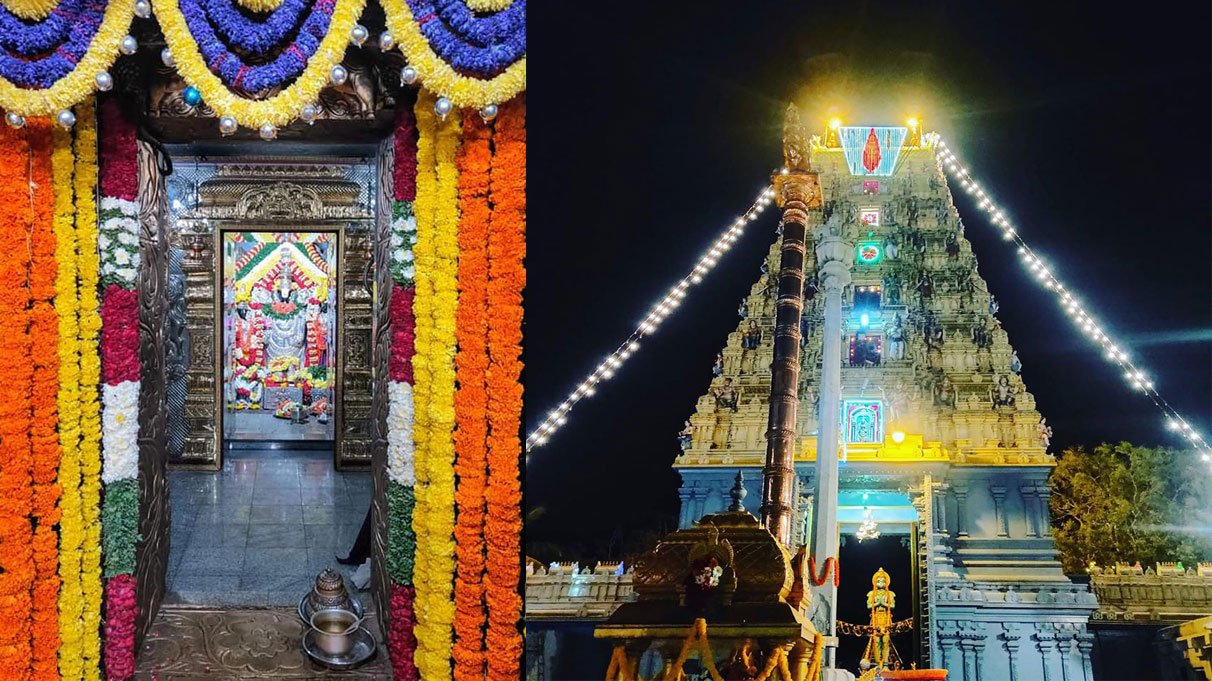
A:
[135,139,393,645]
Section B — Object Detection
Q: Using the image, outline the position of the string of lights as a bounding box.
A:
[525,185,778,453]
[932,134,1211,459]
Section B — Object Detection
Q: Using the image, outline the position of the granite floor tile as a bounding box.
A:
[301,505,339,525]
[244,548,309,575]
[187,523,248,549]
[251,488,303,506]
[250,505,304,524]
[179,546,246,575]
[246,523,306,549]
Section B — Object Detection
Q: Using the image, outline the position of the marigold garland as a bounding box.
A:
[464,0,512,11]
[382,0,525,109]
[52,120,87,681]
[0,0,136,117]
[0,119,36,681]
[452,107,491,681]
[483,96,524,681]
[153,0,367,128]
[73,100,105,681]
[411,89,461,681]
[3,0,57,20]
[27,119,63,681]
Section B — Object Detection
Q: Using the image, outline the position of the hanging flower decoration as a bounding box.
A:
[381,0,526,110]
[153,0,366,130]
[0,0,136,118]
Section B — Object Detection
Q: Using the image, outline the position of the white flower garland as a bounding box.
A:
[100,381,140,484]
[99,197,140,287]
[387,375,415,485]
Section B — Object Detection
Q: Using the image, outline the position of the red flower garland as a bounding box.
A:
[99,286,140,385]
[98,102,137,202]
[387,583,419,681]
[393,106,418,202]
[484,97,525,681]
[452,108,492,681]
[102,575,137,680]
[389,286,416,384]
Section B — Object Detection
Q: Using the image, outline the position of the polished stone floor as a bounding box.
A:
[167,448,371,607]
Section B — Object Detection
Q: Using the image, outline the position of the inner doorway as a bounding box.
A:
[836,532,917,673]
[161,154,378,609]
[220,229,339,445]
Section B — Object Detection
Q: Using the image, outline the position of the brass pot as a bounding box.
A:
[309,608,361,656]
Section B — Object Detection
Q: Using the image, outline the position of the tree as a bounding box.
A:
[1049,442,1212,574]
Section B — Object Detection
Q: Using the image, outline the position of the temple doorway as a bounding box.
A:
[836,531,918,673]
[157,154,380,609]
[220,229,339,446]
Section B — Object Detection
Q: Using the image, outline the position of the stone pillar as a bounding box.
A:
[760,124,821,547]
[933,482,948,534]
[678,487,692,528]
[990,485,1009,537]
[1038,485,1053,536]
[1035,633,1056,681]
[1076,634,1094,681]
[1021,485,1039,537]
[1056,637,1073,681]
[1002,628,1022,681]
[953,482,970,538]
[180,229,218,467]
[810,233,851,671]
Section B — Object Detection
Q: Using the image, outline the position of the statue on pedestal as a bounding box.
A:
[860,567,903,671]
[991,375,1017,408]
[713,378,739,412]
[887,314,907,361]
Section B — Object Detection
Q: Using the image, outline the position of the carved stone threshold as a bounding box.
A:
[136,605,391,680]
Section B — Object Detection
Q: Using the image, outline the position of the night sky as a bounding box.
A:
[524,2,1212,560]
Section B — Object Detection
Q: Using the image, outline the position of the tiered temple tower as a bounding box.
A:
[675,125,1098,680]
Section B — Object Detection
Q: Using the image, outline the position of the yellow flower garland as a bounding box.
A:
[153,0,366,128]
[52,122,84,681]
[381,0,526,109]
[0,0,136,117]
[232,0,284,11]
[464,0,513,10]
[73,100,104,681]
[1,0,57,20]
[411,90,460,681]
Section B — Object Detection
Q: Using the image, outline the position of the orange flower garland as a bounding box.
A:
[0,121,35,681]
[27,120,63,681]
[452,109,492,680]
[484,97,524,681]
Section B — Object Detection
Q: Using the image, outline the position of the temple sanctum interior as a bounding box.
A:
[161,154,377,608]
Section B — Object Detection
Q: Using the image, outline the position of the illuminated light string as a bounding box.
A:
[525,185,778,452]
[931,133,1211,460]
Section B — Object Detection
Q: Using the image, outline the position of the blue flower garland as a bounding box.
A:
[0,0,105,88]
[204,0,310,54]
[431,0,524,48]
[0,0,82,56]
[406,0,525,76]
[179,0,334,92]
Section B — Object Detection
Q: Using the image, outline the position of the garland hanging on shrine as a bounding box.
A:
[0,121,39,681]
[482,95,523,681]
[27,120,63,681]
[0,0,135,119]
[452,105,491,681]
[154,0,367,131]
[381,0,526,110]
[385,104,420,681]
[97,98,141,681]
[836,617,915,637]
[410,87,460,681]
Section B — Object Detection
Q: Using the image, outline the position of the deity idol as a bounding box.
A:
[887,314,907,361]
[263,258,307,376]
[304,297,330,370]
[861,568,903,671]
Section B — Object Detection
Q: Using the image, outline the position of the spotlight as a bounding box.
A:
[891,431,906,444]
